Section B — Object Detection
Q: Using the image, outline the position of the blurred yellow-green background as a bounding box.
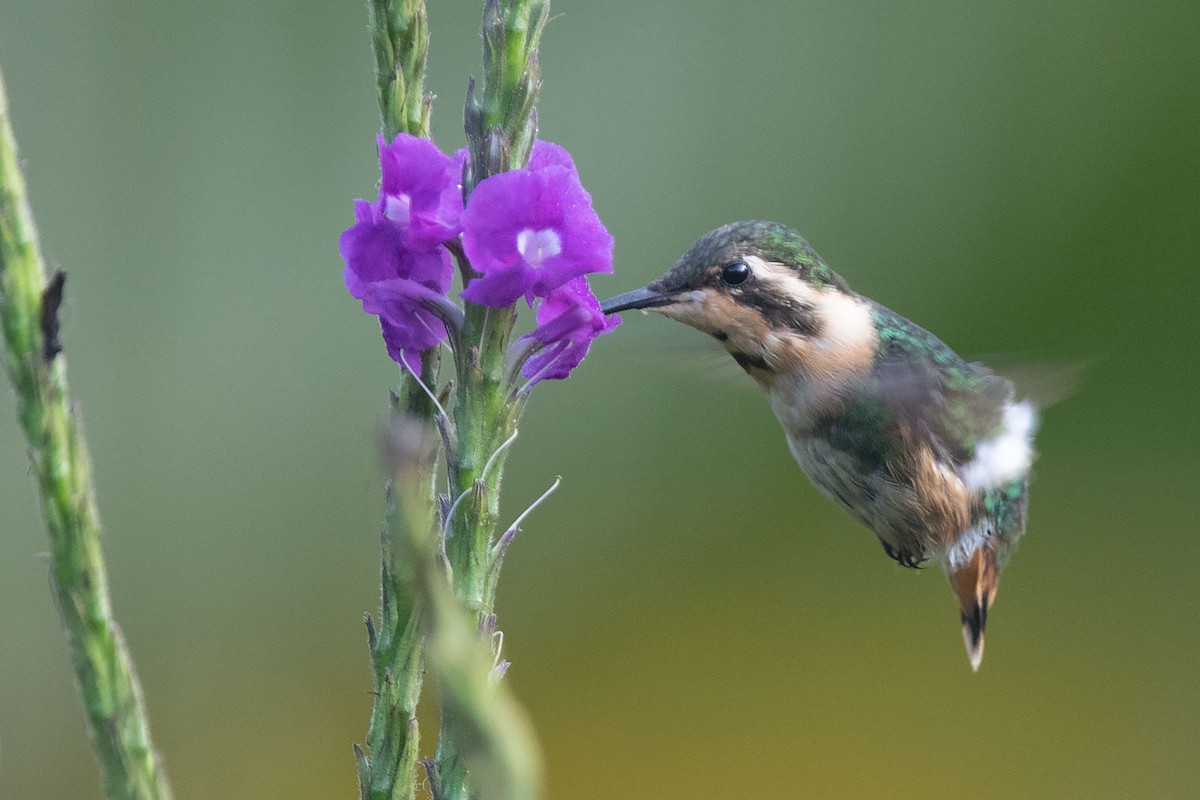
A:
[2,2,1198,798]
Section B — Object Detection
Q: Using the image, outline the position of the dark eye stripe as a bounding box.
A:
[738,286,819,336]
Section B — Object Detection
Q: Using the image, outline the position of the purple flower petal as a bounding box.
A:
[520,277,620,383]
[461,162,613,307]
[341,135,464,367]
[376,133,464,249]
[371,279,450,371]
[380,318,425,375]
[340,199,404,292]
[460,260,531,306]
[341,199,453,301]
[528,140,577,174]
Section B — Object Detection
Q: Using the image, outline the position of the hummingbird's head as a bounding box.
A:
[601,221,875,382]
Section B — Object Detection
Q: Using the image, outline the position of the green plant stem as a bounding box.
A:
[359,3,435,799]
[447,0,547,645]
[0,69,173,800]
[356,420,436,800]
[386,420,540,800]
[370,0,432,140]
[436,3,548,798]
[437,298,520,800]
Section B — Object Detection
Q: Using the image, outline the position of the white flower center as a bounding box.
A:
[517,228,562,267]
[384,193,412,225]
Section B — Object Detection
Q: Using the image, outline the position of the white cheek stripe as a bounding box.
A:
[813,289,874,351]
[959,400,1037,492]
[749,257,874,349]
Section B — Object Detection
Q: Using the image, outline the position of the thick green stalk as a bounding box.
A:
[356,423,436,800]
[0,69,173,800]
[437,298,520,800]
[359,3,435,799]
[386,419,541,800]
[447,0,547,636]
[437,2,548,798]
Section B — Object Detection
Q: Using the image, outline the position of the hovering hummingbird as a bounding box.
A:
[600,221,1037,670]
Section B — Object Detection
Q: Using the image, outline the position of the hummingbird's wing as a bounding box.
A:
[872,356,1012,469]
[817,304,1021,570]
[971,354,1088,410]
[868,304,1014,471]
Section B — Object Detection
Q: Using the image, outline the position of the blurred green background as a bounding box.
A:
[2,2,1198,798]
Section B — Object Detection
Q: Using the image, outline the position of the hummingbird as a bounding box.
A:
[600,221,1037,670]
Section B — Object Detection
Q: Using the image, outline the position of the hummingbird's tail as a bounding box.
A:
[946,545,999,672]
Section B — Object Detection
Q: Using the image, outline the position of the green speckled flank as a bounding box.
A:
[981,478,1029,565]
[983,478,1027,528]
[823,393,903,468]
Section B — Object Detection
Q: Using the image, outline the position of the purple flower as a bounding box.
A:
[370,279,450,374]
[520,277,620,383]
[341,134,617,382]
[460,140,613,308]
[341,199,452,301]
[340,134,464,367]
[376,134,464,249]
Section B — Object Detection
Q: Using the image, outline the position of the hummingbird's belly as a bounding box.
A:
[783,433,966,564]
[785,435,882,531]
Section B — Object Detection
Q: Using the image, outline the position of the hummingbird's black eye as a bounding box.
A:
[721,261,752,286]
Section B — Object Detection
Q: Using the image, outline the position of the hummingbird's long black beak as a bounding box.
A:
[599,287,673,314]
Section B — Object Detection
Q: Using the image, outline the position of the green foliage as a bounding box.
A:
[0,69,173,800]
